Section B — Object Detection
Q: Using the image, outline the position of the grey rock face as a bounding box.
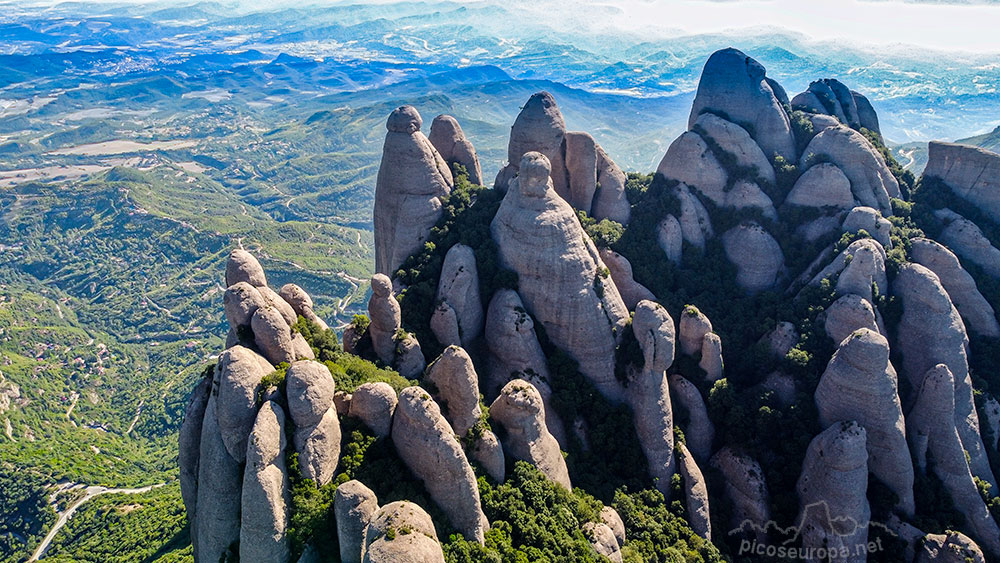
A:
[216,345,274,463]
[471,428,506,483]
[675,183,715,250]
[678,442,712,541]
[490,380,571,489]
[721,222,784,293]
[911,238,1000,337]
[374,105,453,276]
[196,396,243,562]
[808,239,887,303]
[678,305,713,357]
[917,531,987,563]
[363,501,445,563]
[335,480,379,563]
[938,214,1000,279]
[583,522,622,563]
[785,163,854,210]
[688,48,796,160]
[657,215,684,265]
[796,421,870,563]
[842,206,892,250]
[430,302,461,348]
[692,112,776,185]
[894,263,996,490]
[925,141,1000,224]
[287,361,341,486]
[908,364,1000,558]
[799,125,899,215]
[241,401,291,563]
[600,507,626,548]
[394,333,426,380]
[179,375,210,553]
[815,328,914,515]
[599,248,655,310]
[491,152,629,403]
[286,360,335,427]
[349,382,398,438]
[426,346,482,437]
[368,274,401,365]
[629,300,676,493]
[435,244,483,347]
[279,283,328,331]
[483,289,567,446]
[258,285,297,328]
[852,90,881,134]
[669,374,715,464]
[392,387,488,543]
[698,333,724,383]
[762,321,798,359]
[224,282,267,329]
[657,131,727,197]
[227,248,267,288]
[824,293,880,345]
[428,114,483,185]
[495,92,630,223]
[710,447,771,534]
[252,306,297,366]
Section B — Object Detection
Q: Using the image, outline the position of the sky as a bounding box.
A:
[10,0,1000,53]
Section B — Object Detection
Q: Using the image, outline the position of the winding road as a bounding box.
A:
[28,482,165,562]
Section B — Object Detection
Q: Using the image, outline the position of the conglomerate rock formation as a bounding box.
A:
[181,46,1000,563]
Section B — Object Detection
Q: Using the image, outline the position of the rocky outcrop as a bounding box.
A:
[657,215,683,264]
[824,293,880,345]
[710,447,771,534]
[799,125,899,215]
[792,79,861,129]
[491,152,629,403]
[251,305,300,366]
[721,222,784,293]
[678,305,713,357]
[599,249,655,310]
[910,238,1000,337]
[489,379,571,489]
[349,382,398,438]
[434,244,483,347]
[216,346,275,463]
[363,501,445,563]
[335,480,378,563]
[815,328,914,515]
[842,206,892,250]
[428,114,483,185]
[784,163,854,210]
[669,374,714,464]
[762,321,798,359]
[894,263,997,490]
[628,300,676,493]
[394,332,426,380]
[196,395,244,562]
[391,387,488,543]
[688,48,796,160]
[287,360,341,486]
[674,184,715,251]
[583,522,622,563]
[795,421,870,562]
[692,112,776,185]
[426,346,482,437]
[368,274,401,365]
[241,401,291,563]
[677,442,712,541]
[917,531,987,563]
[852,91,880,134]
[808,239,887,303]
[374,105,453,276]
[698,333,724,383]
[600,507,626,548]
[924,141,1000,224]
[937,213,1000,279]
[179,376,211,555]
[226,248,268,288]
[224,282,267,330]
[908,364,1000,558]
[279,283,328,330]
[483,289,567,446]
[494,92,630,223]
